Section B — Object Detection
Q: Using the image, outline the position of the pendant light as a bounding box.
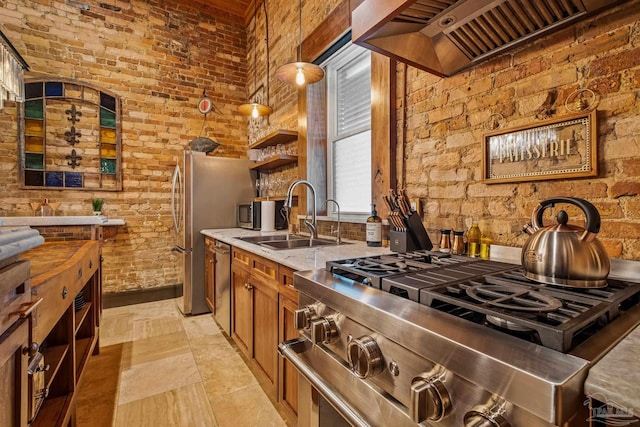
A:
[238,0,273,118]
[275,0,324,86]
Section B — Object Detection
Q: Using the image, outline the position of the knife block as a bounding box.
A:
[390,230,420,252]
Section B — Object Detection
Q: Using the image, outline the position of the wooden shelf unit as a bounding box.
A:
[249,129,298,150]
[250,154,298,172]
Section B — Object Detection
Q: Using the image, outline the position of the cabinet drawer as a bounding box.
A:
[0,260,31,337]
[278,265,298,302]
[251,255,278,286]
[232,247,251,271]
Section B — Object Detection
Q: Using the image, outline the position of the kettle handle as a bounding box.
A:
[533,197,601,234]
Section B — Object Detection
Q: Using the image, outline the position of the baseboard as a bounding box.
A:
[103,284,183,308]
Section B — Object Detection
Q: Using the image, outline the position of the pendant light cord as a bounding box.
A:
[252,0,258,96]
[297,0,303,62]
[263,0,270,111]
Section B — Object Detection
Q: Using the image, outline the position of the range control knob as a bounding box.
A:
[464,402,511,427]
[346,335,384,379]
[310,317,338,345]
[464,412,510,427]
[293,306,316,330]
[410,375,452,423]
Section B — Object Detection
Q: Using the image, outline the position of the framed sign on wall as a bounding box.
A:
[482,110,597,184]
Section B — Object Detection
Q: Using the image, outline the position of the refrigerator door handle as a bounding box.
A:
[171,162,182,233]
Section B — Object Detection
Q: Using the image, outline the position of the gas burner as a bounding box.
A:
[485,315,535,332]
[351,259,409,273]
[465,285,564,312]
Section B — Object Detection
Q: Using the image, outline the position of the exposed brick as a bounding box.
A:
[588,47,640,78]
[611,182,640,198]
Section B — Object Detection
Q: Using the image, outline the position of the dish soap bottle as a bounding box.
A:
[468,222,482,257]
[366,204,382,247]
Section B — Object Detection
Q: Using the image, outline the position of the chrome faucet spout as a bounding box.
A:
[323,199,341,244]
[284,179,318,239]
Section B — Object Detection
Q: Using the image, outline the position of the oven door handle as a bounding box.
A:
[278,338,371,427]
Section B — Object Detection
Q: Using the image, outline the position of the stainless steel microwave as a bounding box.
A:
[237,200,287,230]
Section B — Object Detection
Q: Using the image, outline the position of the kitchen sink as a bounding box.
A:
[239,234,305,243]
[260,238,345,250]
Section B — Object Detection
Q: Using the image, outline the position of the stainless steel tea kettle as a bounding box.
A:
[522,197,610,288]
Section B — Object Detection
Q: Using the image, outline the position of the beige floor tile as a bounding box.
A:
[182,313,222,340]
[118,351,202,405]
[100,312,134,347]
[115,382,218,427]
[208,384,286,427]
[132,316,185,341]
[131,298,183,322]
[191,335,258,396]
[121,330,191,370]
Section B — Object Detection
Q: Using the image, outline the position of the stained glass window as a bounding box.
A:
[20,80,122,190]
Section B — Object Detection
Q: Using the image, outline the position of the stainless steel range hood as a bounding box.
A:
[352,0,625,77]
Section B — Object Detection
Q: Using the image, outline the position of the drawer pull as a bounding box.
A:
[89,260,93,269]
[77,268,82,280]
[9,298,44,319]
[62,287,68,299]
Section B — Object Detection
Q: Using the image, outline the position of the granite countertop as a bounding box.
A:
[201,228,392,271]
[585,325,640,417]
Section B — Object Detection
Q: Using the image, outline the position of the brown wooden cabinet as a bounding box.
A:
[21,241,101,427]
[204,237,215,313]
[231,263,252,358]
[231,247,279,396]
[278,265,299,422]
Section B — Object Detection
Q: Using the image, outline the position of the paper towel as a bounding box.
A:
[260,200,276,232]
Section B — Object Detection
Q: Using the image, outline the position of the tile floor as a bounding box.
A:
[76,298,287,427]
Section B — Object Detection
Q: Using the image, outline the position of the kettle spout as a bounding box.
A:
[522,223,536,235]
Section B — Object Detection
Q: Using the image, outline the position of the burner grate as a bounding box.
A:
[420,273,640,352]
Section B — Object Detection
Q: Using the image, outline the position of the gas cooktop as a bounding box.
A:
[326,251,640,353]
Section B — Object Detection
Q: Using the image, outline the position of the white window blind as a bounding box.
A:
[326,44,371,215]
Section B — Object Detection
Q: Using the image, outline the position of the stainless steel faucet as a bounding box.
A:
[323,198,341,244]
[284,179,317,239]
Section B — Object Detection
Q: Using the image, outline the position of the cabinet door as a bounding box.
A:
[252,279,279,389]
[279,293,299,418]
[0,319,29,427]
[232,267,252,358]
[204,238,215,313]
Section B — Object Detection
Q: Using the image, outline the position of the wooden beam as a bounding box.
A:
[371,52,397,219]
[301,0,351,62]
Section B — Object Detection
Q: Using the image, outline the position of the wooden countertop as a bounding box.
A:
[20,240,100,287]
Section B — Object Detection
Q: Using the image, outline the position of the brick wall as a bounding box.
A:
[0,0,250,292]
[398,1,640,259]
[1,0,638,297]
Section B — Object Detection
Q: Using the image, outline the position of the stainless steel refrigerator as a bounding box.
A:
[171,151,255,318]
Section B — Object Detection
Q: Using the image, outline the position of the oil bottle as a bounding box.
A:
[467,222,482,257]
[366,204,382,247]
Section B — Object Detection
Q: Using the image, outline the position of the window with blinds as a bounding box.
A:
[326,44,371,215]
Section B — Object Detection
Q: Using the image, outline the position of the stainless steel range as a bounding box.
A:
[279,250,640,427]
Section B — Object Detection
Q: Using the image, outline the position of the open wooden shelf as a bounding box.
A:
[42,344,69,389]
[250,155,298,172]
[74,302,92,334]
[75,336,96,382]
[249,129,298,150]
[31,393,73,427]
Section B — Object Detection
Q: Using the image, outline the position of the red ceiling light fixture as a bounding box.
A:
[275,0,324,87]
[238,0,273,118]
